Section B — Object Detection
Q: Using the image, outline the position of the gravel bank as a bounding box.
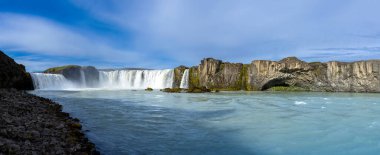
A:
[0,89,99,154]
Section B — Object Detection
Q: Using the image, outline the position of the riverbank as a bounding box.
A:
[0,89,98,154]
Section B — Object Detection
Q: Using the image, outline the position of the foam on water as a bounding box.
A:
[294,101,307,105]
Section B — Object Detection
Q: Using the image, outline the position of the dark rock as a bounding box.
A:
[145,87,153,91]
[162,88,182,93]
[82,66,100,87]
[0,50,34,90]
[187,86,211,93]
[0,89,98,154]
[45,65,100,87]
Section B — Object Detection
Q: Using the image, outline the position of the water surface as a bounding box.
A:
[31,90,380,155]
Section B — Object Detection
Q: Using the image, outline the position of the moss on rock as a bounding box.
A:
[44,65,81,74]
[145,87,153,91]
[268,86,309,92]
[162,88,182,93]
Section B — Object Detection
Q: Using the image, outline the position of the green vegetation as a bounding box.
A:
[145,87,153,91]
[188,68,200,88]
[44,65,80,73]
[162,88,182,93]
[268,86,309,92]
[240,64,250,90]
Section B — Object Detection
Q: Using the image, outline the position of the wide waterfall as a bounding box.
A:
[180,69,189,89]
[31,73,75,90]
[98,69,174,89]
[31,69,175,90]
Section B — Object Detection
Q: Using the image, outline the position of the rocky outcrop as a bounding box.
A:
[182,57,380,92]
[45,66,99,87]
[0,50,34,90]
[173,66,188,88]
[248,57,316,91]
[187,58,246,90]
[0,89,98,154]
[326,61,380,92]
[82,66,100,87]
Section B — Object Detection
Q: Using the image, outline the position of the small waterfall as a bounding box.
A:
[80,70,86,87]
[98,69,174,89]
[31,73,74,90]
[180,69,189,89]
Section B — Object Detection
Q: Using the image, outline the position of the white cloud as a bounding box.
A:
[0,13,151,71]
[2,0,380,71]
[71,0,380,64]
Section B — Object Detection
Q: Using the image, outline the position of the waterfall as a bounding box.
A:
[80,70,86,87]
[180,69,189,89]
[31,69,175,90]
[31,73,75,90]
[98,69,174,89]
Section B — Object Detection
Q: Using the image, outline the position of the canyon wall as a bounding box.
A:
[175,57,380,92]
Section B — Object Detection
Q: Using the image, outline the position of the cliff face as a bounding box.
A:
[178,57,380,92]
[199,58,244,90]
[326,61,380,92]
[0,50,34,90]
[248,57,318,91]
[173,66,188,88]
[45,66,99,87]
[186,58,245,90]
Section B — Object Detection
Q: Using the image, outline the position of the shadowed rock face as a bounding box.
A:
[82,66,99,87]
[45,66,99,87]
[0,50,34,90]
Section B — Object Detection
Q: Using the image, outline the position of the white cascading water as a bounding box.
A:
[31,73,75,90]
[180,69,189,89]
[80,70,86,87]
[31,69,175,90]
[98,69,174,89]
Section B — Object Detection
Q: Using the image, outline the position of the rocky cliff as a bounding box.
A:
[175,57,380,92]
[173,65,188,88]
[45,65,99,87]
[0,50,34,90]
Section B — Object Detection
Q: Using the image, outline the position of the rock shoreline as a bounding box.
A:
[0,89,99,154]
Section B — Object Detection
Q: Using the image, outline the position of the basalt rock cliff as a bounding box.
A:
[0,50,34,90]
[175,57,380,92]
[45,65,99,87]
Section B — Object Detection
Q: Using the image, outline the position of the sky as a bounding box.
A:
[1,0,380,71]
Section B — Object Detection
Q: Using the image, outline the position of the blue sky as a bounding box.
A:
[1,0,380,71]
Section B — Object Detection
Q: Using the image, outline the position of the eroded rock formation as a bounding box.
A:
[176,57,380,92]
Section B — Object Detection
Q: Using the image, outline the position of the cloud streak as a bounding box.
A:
[72,0,380,62]
[1,0,380,71]
[0,13,157,70]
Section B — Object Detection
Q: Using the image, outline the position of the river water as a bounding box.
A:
[31,90,380,155]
